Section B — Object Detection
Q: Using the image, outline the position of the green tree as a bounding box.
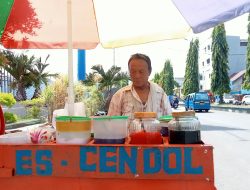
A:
[90,64,129,92]
[243,14,250,90]
[152,72,162,85]
[83,72,98,86]
[30,55,58,99]
[183,39,200,96]
[1,51,34,101]
[41,75,68,122]
[211,24,230,103]
[174,80,180,88]
[82,85,103,116]
[0,52,8,64]
[83,64,129,111]
[161,59,174,95]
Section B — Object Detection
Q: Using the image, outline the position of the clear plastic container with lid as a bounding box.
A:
[168,111,201,144]
[129,112,162,144]
[93,116,128,144]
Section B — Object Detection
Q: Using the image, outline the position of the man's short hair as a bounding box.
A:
[128,53,152,74]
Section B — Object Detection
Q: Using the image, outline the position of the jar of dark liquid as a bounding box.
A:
[168,111,201,144]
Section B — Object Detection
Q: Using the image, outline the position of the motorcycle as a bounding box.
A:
[169,96,179,109]
[172,101,179,109]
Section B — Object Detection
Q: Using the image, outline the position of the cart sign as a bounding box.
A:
[14,145,213,180]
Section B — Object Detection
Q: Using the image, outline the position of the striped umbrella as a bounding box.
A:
[1,0,250,115]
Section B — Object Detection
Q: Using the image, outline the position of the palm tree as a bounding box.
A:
[82,72,99,86]
[90,64,129,92]
[30,55,58,99]
[0,52,8,64]
[85,64,129,111]
[1,51,34,100]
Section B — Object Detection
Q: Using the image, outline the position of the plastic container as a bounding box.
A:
[168,111,201,144]
[159,115,173,137]
[0,131,31,144]
[56,116,91,144]
[92,116,128,144]
[64,102,86,116]
[52,109,68,129]
[129,112,162,144]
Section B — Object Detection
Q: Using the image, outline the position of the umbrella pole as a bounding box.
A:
[67,0,74,116]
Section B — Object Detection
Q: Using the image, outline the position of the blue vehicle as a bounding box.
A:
[168,95,179,109]
[185,92,210,112]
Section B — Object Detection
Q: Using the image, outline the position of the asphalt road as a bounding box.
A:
[2,103,27,117]
[2,103,47,119]
[194,109,250,190]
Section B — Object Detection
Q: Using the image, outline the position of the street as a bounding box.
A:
[188,109,250,190]
[2,103,27,117]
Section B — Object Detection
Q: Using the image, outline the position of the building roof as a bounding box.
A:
[230,69,246,82]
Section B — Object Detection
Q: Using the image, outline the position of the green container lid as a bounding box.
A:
[56,116,91,121]
[93,116,128,121]
[159,115,173,122]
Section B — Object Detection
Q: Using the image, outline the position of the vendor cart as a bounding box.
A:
[0,139,216,190]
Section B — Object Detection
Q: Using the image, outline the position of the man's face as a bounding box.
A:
[129,58,150,88]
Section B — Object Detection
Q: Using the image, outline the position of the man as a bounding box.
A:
[108,53,172,122]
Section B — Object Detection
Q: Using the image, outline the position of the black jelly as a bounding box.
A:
[94,138,125,144]
[169,130,201,144]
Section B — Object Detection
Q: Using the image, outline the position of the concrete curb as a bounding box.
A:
[179,103,250,114]
[5,119,42,130]
[210,106,250,114]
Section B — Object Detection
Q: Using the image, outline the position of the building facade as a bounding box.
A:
[199,35,247,92]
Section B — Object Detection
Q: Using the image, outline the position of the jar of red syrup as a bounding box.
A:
[129,112,162,144]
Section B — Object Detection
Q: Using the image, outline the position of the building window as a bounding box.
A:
[202,61,204,66]
[207,58,210,64]
[207,45,210,50]
[240,41,247,46]
[200,85,203,90]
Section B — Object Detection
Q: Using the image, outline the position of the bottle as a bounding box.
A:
[168,111,201,144]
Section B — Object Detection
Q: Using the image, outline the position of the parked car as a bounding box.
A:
[223,94,234,104]
[242,95,250,105]
[232,98,241,105]
[94,111,107,116]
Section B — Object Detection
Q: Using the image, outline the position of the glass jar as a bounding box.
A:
[129,112,162,144]
[168,111,201,144]
[159,115,173,137]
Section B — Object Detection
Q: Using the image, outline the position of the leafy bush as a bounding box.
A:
[27,106,41,119]
[4,112,18,123]
[82,85,103,116]
[41,75,68,123]
[0,93,16,108]
[21,98,45,107]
